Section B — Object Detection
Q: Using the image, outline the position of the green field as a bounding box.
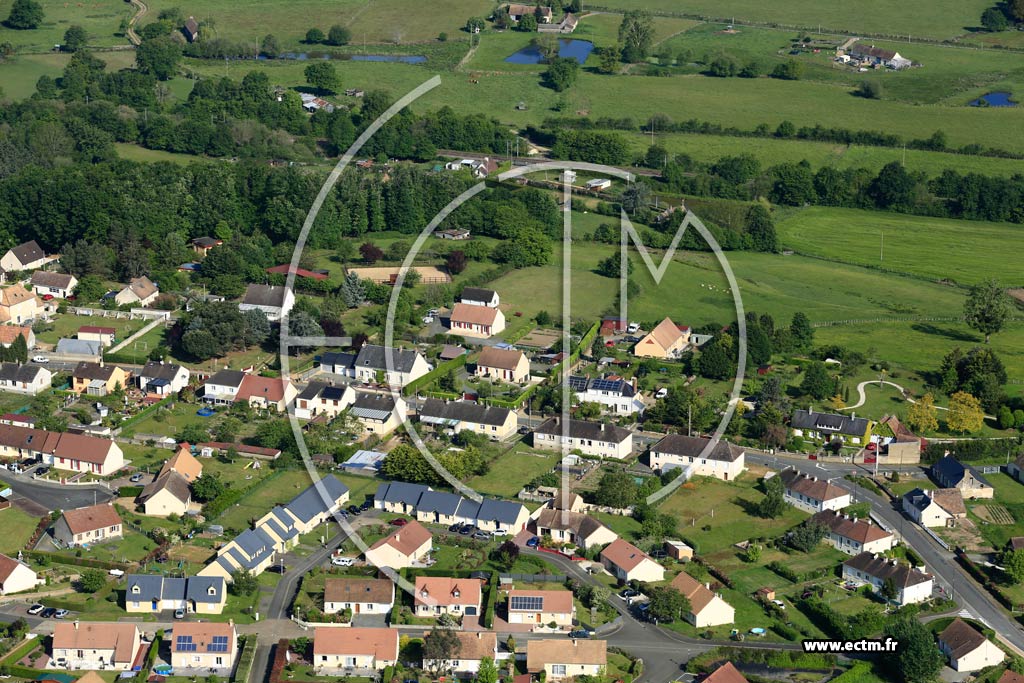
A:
[0,506,42,555]
[35,313,146,346]
[777,206,1024,286]
[0,50,134,100]
[0,0,133,52]
[466,444,561,498]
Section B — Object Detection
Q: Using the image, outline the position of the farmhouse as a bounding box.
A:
[811,510,895,555]
[0,553,42,594]
[324,577,395,615]
[72,361,128,396]
[138,360,190,395]
[350,392,407,435]
[847,43,911,69]
[460,287,500,308]
[778,469,851,512]
[0,284,37,324]
[124,575,226,615]
[313,627,399,671]
[648,434,745,480]
[600,538,665,583]
[239,284,295,322]
[294,382,356,420]
[931,455,993,499]
[476,346,530,383]
[669,571,735,628]
[353,344,431,387]
[0,363,50,395]
[421,631,497,675]
[526,639,606,680]
[633,317,690,359]
[506,589,575,627]
[790,408,872,445]
[51,622,141,671]
[532,508,618,550]
[570,375,644,415]
[414,576,483,617]
[532,417,633,459]
[170,622,238,673]
[841,552,933,605]
[938,618,1005,672]
[364,520,432,569]
[30,271,77,299]
[506,3,553,23]
[902,487,966,527]
[1,240,50,272]
[114,276,159,307]
[53,504,123,547]
[418,399,518,441]
[450,303,506,338]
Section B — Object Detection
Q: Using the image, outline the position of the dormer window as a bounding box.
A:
[131,585,140,594]
[452,589,460,598]
[208,585,216,595]
[420,589,429,598]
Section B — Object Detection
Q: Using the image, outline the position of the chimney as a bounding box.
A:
[809,406,813,415]
[74,620,79,630]
[229,618,234,628]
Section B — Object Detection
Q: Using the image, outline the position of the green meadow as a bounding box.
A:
[0,0,132,52]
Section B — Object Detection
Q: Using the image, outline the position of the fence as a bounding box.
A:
[921,525,950,551]
[498,573,567,583]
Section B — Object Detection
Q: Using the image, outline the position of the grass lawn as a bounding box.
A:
[127,401,228,439]
[0,506,42,555]
[215,469,319,529]
[114,143,208,165]
[467,444,560,498]
[0,50,134,101]
[34,314,147,346]
[889,479,936,498]
[0,0,135,52]
[51,529,158,564]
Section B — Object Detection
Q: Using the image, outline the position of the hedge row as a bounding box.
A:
[955,549,1015,610]
[119,485,144,498]
[692,556,734,589]
[402,353,469,397]
[766,560,832,583]
[24,549,131,571]
[232,635,258,683]
[118,394,176,431]
[482,572,498,629]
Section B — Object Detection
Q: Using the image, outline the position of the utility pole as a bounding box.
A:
[880,230,883,262]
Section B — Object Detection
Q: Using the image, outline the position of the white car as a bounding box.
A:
[331,556,355,567]
[31,355,48,363]
[655,388,668,399]
[422,316,434,324]
[627,323,640,334]
[771,599,786,609]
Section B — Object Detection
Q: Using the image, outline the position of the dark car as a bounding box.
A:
[35,467,49,476]
[526,536,540,548]
[390,518,408,527]
[359,500,372,511]
[568,629,592,639]
[458,524,475,535]
[517,426,530,435]
[41,608,57,618]
[346,505,362,516]
[448,523,462,532]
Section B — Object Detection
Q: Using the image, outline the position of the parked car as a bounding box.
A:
[129,473,144,483]
[771,599,786,610]
[54,609,69,619]
[34,467,49,477]
[458,524,475,535]
[448,523,462,532]
[517,426,530,435]
[346,505,361,516]
[27,604,44,615]
[31,355,48,363]
[331,556,355,567]
[526,536,540,548]
[359,500,372,511]
[650,549,667,559]
[390,518,408,527]
[41,608,57,618]
[619,589,638,599]
[568,629,593,639]
[472,531,491,541]
[627,322,640,334]
[655,388,668,399]
[174,608,186,619]
[422,317,434,325]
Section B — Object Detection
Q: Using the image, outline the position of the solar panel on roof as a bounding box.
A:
[590,378,623,392]
[568,376,588,392]
[176,635,197,652]
[208,636,230,653]
[510,595,544,611]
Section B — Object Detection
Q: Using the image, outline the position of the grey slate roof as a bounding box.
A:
[476,498,526,526]
[141,361,185,381]
[931,455,990,489]
[419,398,511,428]
[460,287,497,302]
[242,284,289,308]
[284,474,349,524]
[351,392,398,420]
[233,527,277,568]
[56,339,101,356]
[185,576,225,604]
[30,271,74,289]
[902,488,932,513]
[843,552,932,588]
[354,345,422,374]
[137,471,191,506]
[321,352,357,371]
[126,574,165,601]
[455,498,481,520]
[651,434,744,462]
[126,575,224,604]
[790,409,870,437]
[73,362,117,381]
[377,482,431,507]
[0,363,45,383]
[416,490,463,516]
[9,241,43,266]
[298,381,328,401]
[533,417,631,444]
[206,369,246,388]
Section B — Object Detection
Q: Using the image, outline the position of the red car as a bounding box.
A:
[389,518,408,527]
[41,294,54,301]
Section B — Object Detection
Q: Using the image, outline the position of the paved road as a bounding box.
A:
[0,469,116,513]
[748,453,1024,657]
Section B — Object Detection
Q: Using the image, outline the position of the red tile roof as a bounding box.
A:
[62,503,122,535]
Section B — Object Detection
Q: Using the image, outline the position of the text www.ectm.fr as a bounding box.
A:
[802,638,898,653]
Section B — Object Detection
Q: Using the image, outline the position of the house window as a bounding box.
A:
[552,665,567,676]
[345,657,357,667]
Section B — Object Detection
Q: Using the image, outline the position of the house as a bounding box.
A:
[124,575,226,614]
[778,469,852,512]
[669,571,735,628]
[437,228,471,240]
[53,504,123,547]
[811,510,895,555]
[506,589,575,627]
[294,382,356,420]
[239,284,295,322]
[414,576,483,617]
[873,415,922,464]
[350,392,407,435]
[474,498,530,534]
[114,276,159,307]
[506,3,553,23]
[600,538,664,583]
[364,520,432,569]
[55,338,101,359]
[313,627,399,671]
[790,408,872,445]
[649,434,745,481]
[902,488,966,528]
[848,43,911,69]
[475,347,530,384]
[532,417,633,459]
[0,425,123,475]
[30,271,77,299]
[138,360,190,396]
[182,16,200,42]
[632,317,690,359]
[236,374,296,412]
[570,375,644,416]
[450,303,505,338]
[51,622,141,670]
[937,618,1004,672]
[585,178,611,191]
[532,508,618,550]
[320,351,359,377]
[353,345,431,386]
[137,471,192,517]
[71,362,127,396]
[445,158,498,178]
[599,317,627,337]
[0,553,42,594]
[665,540,694,562]
[415,490,472,527]
[526,639,606,681]
[460,287,500,308]
[253,476,350,555]
[0,240,49,272]
[78,326,115,347]
[201,370,246,405]
[198,526,278,581]
[841,552,933,605]
[191,237,222,256]
[0,363,51,395]
[0,325,33,351]
[702,663,748,683]
[0,284,37,325]
[931,455,994,499]
[418,398,517,441]
[323,577,395,615]
[546,488,586,513]
[421,631,497,675]
[374,482,432,515]
[170,621,238,672]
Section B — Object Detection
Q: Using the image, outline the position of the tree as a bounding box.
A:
[1003,548,1024,583]
[341,272,366,307]
[947,391,985,434]
[757,475,785,518]
[544,57,579,91]
[192,474,226,502]
[771,59,802,80]
[854,80,883,99]
[789,520,828,552]
[982,7,1009,31]
[465,17,485,33]
[964,278,1011,343]
[241,308,271,347]
[517,13,537,31]
[423,625,461,675]
[596,253,632,279]
[621,181,651,214]
[594,469,637,508]
[745,204,777,252]
[360,242,384,263]
[230,569,259,596]
[4,0,43,29]
[327,24,351,46]
[1013,0,1024,21]
[78,569,106,593]
[695,338,733,380]
[800,362,834,400]
[790,312,814,351]
[618,10,653,62]
[136,36,182,80]
[478,657,499,683]
[305,62,340,94]
[598,44,622,73]
[446,250,467,275]
[63,25,88,52]
[881,618,944,683]
[493,539,520,569]
[646,585,689,623]
[880,576,899,601]
[305,27,325,43]
[708,56,737,77]
[260,34,281,58]
[906,393,939,434]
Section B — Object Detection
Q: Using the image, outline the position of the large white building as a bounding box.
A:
[532,417,633,459]
[778,469,851,512]
[649,434,745,481]
[569,375,645,415]
[841,552,933,605]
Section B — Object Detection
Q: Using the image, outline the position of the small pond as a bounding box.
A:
[969,91,1017,107]
[505,39,594,65]
[257,52,425,63]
